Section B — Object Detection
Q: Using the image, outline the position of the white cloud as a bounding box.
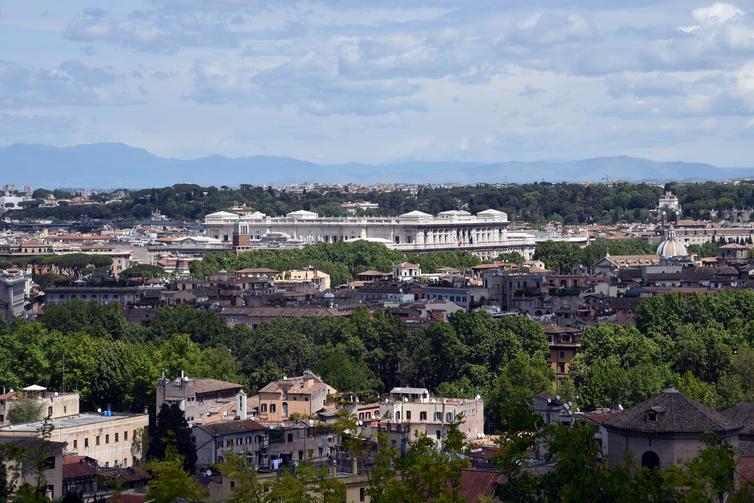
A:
[0,60,136,109]
[187,55,425,115]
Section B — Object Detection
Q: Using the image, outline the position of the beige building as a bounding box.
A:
[257,371,336,422]
[279,268,331,291]
[0,386,80,426]
[378,387,484,449]
[0,437,65,500]
[0,412,148,468]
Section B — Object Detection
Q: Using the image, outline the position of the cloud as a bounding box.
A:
[187,55,425,115]
[64,7,238,53]
[505,13,597,46]
[0,60,137,109]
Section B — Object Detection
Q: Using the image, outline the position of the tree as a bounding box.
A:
[147,404,197,473]
[486,353,555,433]
[6,400,44,425]
[533,241,583,273]
[266,463,344,503]
[145,452,204,503]
[218,451,267,503]
[119,264,166,282]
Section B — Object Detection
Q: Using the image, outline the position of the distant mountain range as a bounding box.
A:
[2,142,753,188]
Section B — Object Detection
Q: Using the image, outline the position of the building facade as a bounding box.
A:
[377,387,484,449]
[156,375,247,427]
[204,209,535,259]
[0,412,148,468]
[257,371,336,422]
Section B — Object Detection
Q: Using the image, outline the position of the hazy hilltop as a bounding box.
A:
[2,143,752,188]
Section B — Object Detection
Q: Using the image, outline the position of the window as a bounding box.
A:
[298,450,304,460]
[360,487,366,502]
[406,411,411,420]
[73,439,78,449]
[647,411,657,422]
[420,411,427,421]
[115,433,119,442]
[123,458,127,467]
[105,434,110,444]
[96,436,100,446]
[434,412,442,421]
[287,433,293,442]
[270,404,276,413]
[48,406,53,416]
[395,411,401,421]
[446,412,453,422]
[436,430,442,440]
[124,431,128,441]
[261,404,267,412]
[84,438,89,448]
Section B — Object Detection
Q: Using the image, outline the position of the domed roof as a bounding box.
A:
[604,388,740,434]
[656,225,687,258]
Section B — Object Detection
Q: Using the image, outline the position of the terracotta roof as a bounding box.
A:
[581,410,621,425]
[458,469,500,502]
[541,324,580,334]
[63,462,97,479]
[720,243,749,249]
[604,388,741,434]
[739,456,754,484]
[259,370,329,395]
[357,270,391,276]
[193,378,244,395]
[107,495,146,503]
[195,418,266,437]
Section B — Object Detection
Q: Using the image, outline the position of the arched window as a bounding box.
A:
[282,402,288,418]
[641,451,660,470]
[261,403,267,413]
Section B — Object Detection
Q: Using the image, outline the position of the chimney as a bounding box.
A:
[352,458,358,475]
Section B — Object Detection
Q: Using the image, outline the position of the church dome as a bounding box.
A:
[656,225,687,258]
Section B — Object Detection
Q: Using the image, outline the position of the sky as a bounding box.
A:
[2,0,754,166]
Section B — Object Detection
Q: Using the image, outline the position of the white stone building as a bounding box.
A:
[203,209,535,259]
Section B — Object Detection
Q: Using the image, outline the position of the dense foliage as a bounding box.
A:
[570,290,754,411]
[189,241,482,285]
[533,238,655,273]
[0,302,545,427]
[13,181,754,224]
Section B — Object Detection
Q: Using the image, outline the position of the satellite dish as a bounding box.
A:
[206,469,212,477]
[97,408,102,413]
[474,395,481,401]
[618,404,624,411]
[403,397,408,403]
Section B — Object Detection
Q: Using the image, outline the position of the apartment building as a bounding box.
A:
[257,371,336,422]
[193,419,338,471]
[377,387,484,449]
[0,385,80,426]
[0,412,148,468]
[156,374,247,427]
